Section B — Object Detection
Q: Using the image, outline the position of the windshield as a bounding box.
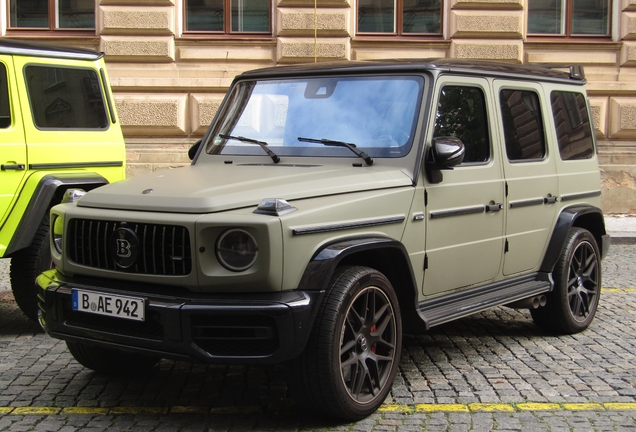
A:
[205,75,424,160]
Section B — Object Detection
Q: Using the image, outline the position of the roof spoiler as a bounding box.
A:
[538,64,586,81]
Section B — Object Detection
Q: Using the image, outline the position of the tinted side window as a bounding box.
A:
[550,91,595,160]
[24,66,108,129]
[434,86,489,163]
[500,89,546,161]
[0,63,10,129]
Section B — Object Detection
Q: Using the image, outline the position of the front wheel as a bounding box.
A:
[10,214,51,322]
[293,266,402,421]
[531,227,601,334]
[66,341,161,375]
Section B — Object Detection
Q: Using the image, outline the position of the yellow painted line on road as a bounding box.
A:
[516,403,561,411]
[563,403,605,411]
[602,288,636,292]
[11,407,61,415]
[109,406,169,415]
[415,404,469,412]
[2,402,636,416]
[468,403,515,412]
[61,407,110,415]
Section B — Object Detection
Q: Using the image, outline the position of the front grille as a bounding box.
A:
[62,299,164,340]
[191,315,279,356]
[68,219,192,276]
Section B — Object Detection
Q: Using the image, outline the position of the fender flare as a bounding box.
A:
[5,173,108,256]
[539,205,608,274]
[296,236,420,315]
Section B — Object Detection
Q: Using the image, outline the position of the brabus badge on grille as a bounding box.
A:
[110,227,139,268]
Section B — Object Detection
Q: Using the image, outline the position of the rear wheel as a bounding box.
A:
[10,214,51,322]
[293,266,402,421]
[66,341,160,374]
[531,227,601,334]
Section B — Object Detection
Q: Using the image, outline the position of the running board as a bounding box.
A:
[418,275,552,329]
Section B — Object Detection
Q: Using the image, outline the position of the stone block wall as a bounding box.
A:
[15,0,632,213]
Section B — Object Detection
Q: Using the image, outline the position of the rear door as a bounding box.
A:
[423,77,505,296]
[493,81,559,275]
[0,56,27,226]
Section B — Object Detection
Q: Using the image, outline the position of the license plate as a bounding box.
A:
[72,289,145,322]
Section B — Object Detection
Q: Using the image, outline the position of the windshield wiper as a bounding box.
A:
[219,134,280,163]
[297,137,374,166]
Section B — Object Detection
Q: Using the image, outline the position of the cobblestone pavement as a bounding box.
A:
[0,245,635,431]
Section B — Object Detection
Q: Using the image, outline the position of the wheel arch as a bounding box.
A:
[5,173,108,257]
[540,205,608,274]
[297,236,419,323]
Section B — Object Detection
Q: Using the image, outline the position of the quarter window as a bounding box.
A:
[527,0,610,36]
[433,86,490,164]
[358,0,441,35]
[25,66,108,130]
[185,0,271,33]
[9,0,94,30]
[551,91,595,160]
[500,89,546,161]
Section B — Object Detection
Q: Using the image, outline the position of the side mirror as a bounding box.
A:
[425,136,465,184]
[188,139,202,161]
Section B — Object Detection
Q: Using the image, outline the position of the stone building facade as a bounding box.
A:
[2,0,636,213]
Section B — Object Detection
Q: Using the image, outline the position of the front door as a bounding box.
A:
[0,56,26,226]
[423,77,505,296]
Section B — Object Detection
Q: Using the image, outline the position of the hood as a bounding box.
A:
[77,163,413,213]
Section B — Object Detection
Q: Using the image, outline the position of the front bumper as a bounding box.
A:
[37,270,323,364]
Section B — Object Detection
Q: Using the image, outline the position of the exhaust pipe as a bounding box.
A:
[505,295,547,310]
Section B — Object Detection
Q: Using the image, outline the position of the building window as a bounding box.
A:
[527,0,610,36]
[357,0,441,35]
[185,0,271,33]
[9,0,94,30]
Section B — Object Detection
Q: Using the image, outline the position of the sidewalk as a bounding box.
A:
[605,215,636,244]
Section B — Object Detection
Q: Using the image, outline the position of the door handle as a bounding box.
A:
[544,195,558,204]
[486,203,503,212]
[1,164,25,171]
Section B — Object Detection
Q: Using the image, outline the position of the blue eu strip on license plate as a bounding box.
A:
[72,289,145,322]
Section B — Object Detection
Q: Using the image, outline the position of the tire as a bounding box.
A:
[531,227,601,334]
[66,341,160,375]
[10,214,51,322]
[292,266,402,421]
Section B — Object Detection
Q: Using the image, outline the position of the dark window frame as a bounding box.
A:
[527,0,612,38]
[356,0,444,36]
[550,90,596,161]
[23,64,109,131]
[0,62,11,129]
[499,88,548,163]
[433,84,491,165]
[7,0,95,32]
[183,0,272,35]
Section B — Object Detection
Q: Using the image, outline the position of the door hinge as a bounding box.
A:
[505,182,509,197]
[424,189,428,207]
[424,253,428,270]
[504,239,509,253]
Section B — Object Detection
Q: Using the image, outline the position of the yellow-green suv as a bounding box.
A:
[38,60,609,420]
[0,39,125,321]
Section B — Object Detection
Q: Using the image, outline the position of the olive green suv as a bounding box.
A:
[38,60,608,420]
[0,39,125,321]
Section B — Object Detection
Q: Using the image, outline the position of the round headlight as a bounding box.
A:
[216,229,258,272]
[52,215,64,254]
